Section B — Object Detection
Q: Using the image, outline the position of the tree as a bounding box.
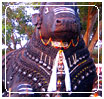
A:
[78,2,102,50]
[2,2,36,53]
[78,2,102,63]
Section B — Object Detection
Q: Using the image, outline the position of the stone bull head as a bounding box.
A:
[32,2,81,42]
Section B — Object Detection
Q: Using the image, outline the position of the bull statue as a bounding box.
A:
[2,2,97,97]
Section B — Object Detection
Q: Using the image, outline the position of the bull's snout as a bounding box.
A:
[55,18,75,26]
[52,17,79,35]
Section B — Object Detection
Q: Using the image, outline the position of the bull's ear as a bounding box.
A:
[32,13,40,25]
[32,10,40,25]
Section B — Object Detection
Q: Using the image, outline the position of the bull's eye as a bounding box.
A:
[44,7,49,14]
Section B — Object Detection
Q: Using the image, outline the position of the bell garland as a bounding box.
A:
[39,31,79,49]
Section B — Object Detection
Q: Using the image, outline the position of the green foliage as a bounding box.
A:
[2,2,39,52]
[77,2,102,35]
[2,49,5,56]
[77,2,88,34]
[92,48,102,63]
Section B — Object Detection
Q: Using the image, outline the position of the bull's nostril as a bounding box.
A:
[56,20,61,23]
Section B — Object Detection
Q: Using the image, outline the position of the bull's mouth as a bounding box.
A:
[50,32,78,42]
[50,23,80,41]
[51,26,79,41]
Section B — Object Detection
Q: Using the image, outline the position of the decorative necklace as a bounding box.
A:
[39,31,52,46]
[47,50,71,92]
[39,30,79,49]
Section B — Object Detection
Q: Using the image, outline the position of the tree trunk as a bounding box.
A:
[83,6,98,46]
[88,20,102,53]
[11,33,17,50]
